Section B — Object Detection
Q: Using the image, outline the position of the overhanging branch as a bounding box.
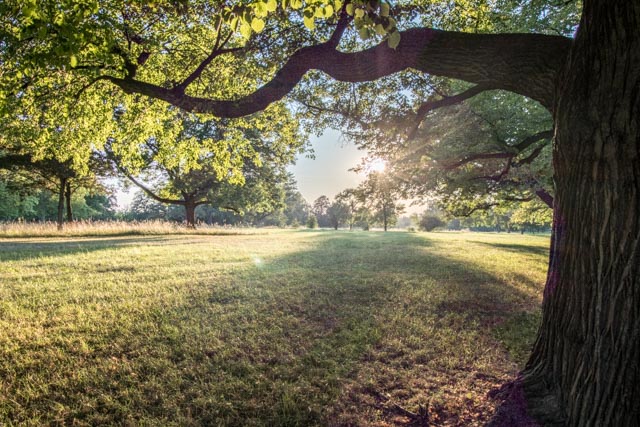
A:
[105,28,571,117]
[408,84,493,141]
[112,163,183,205]
[444,152,513,170]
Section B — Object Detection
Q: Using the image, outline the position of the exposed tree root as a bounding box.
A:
[486,378,540,427]
[371,390,431,426]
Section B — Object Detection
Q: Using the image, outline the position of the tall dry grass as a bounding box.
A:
[0,220,260,238]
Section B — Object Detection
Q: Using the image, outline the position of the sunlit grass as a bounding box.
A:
[0,230,549,426]
[0,220,265,238]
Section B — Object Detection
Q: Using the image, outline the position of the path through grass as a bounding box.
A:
[0,230,549,426]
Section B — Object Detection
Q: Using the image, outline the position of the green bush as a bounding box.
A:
[306,215,318,229]
[419,215,444,232]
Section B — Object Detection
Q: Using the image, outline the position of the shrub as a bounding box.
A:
[306,215,318,229]
[419,215,445,232]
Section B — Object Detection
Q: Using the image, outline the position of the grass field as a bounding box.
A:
[0,230,549,426]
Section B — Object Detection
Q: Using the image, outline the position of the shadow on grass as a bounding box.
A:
[1,231,545,426]
[0,236,188,261]
[468,240,550,257]
[188,232,543,425]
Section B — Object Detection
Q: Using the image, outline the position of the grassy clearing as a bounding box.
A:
[0,230,549,426]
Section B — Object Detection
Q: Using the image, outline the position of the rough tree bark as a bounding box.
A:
[184,199,197,228]
[521,2,640,425]
[65,181,73,222]
[56,177,67,231]
[382,204,388,232]
[101,2,638,423]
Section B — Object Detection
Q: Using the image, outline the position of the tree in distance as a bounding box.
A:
[419,213,444,232]
[0,153,110,229]
[354,171,404,232]
[327,199,350,230]
[311,195,331,228]
[105,103,306,228]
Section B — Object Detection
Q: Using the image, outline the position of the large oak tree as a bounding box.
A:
[2,1,638,424]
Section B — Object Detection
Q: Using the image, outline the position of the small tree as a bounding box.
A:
[419,214,444,232]
[311,195,331,228]
[306,215,318,229]
[335,189,360,231]
[357,172,404,231]
[327,200,349,230]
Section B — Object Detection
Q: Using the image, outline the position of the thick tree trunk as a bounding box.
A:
[65,181,73,222]
[184,201,197,228]
[522,1,640,425]
[56,177,67,231]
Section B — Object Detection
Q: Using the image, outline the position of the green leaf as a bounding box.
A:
[355,8,365,19]
[303,15,315,30]
[345,3,354,15]
[251,18,265,33]
[70,55,78,68]
[388,30,401,49]
[380,2,390,17]
[254,2,268,17]
[265,0,277,12]
[229,16,239,31]
[386,17,397,30]
[324,5,334,17]
[290,0,303,10]
[240,22,252,39]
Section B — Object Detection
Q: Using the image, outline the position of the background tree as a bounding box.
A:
[306,214,318,229]
[107,103,306,227]
[418,214,443,232]
[281,178,311,227]
[259,174,310,227]
[356,171,404,231]
[327,199,349,230]
[335,188,360,231]
[509,200,553,234]
[311,195,331,228]
[0,152,112,228]
[0,170,40,220]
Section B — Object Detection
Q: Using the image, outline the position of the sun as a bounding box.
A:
[367,158,387,173]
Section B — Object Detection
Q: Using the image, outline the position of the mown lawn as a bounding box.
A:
[0,230,549,426]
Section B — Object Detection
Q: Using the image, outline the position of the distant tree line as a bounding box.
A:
[414,200,552,233]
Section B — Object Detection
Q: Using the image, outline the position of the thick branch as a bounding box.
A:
[444,152,513,170]
[118,168,184,205]
[444,128,553,170]
[296,98,372,128]
[326,9,352,49]
[514,129,554,151]
[107,29,571,117]
[535,188,554,208]
[515,144,545,166]
[175,46,243,92]
[408,84,493,140]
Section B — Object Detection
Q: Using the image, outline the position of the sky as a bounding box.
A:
[289,129,367,203]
